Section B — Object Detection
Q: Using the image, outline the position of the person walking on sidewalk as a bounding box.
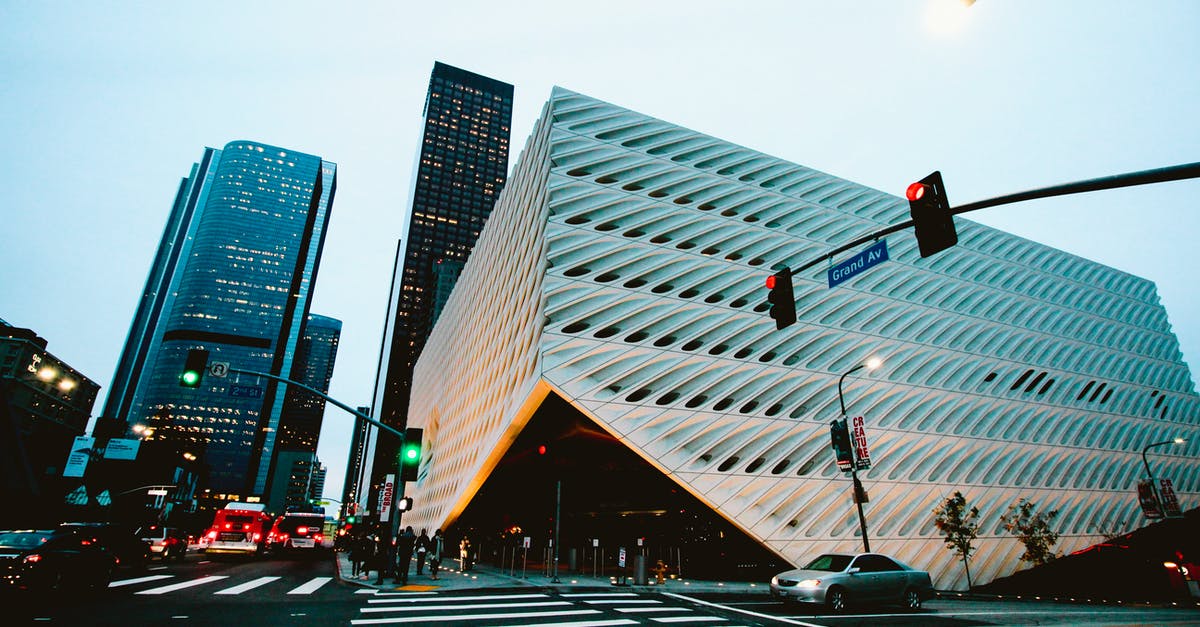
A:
[415,528,430,575]
[394,526,416,585]
[428,529,445,580]
[373,527,393,585]
[350,531,369,578]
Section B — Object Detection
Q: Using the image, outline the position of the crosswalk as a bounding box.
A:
[351,590,755,626]
[108,573,334,596]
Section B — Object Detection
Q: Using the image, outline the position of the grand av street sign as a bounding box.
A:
[828,239,888,288]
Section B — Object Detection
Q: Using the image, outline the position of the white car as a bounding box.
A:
[770,552,933,612]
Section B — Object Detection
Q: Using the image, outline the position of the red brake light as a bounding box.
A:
[314,534,323,542]
[24,554,42,564]
[253,533,261,541]
[207,531,217,539]
[224,523,231,529]
[243,524,250,530]
[297,526,308,535]
[906,182,927,202]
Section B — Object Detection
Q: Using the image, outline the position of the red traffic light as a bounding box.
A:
[765,275,777,290]
[905,182,927,202]
[537,445,547,455]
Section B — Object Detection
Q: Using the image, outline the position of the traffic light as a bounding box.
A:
[766,267,797,330]
[180,349,209,388]
[397,497,414,512]
[829,419,854,471]
[400,428,423,482]
[345,515,356,525]
[906,170,957,258]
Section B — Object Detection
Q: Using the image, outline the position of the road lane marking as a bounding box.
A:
[652,617,728,623]
[361,601,571,614]
[561,592,639,597]
[664,593,827,627]
[288,576,333,594]
[368,593,547,604]
[584,599,663,605]
[136,575,229,595]
[215,576,281,595]
[351,609,601,625]
[616,607,688,613]
[109,574,175,587]
[535,614,638,619]
[537,621,637,627]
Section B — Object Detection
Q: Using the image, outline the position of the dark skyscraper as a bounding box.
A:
[105,141,337,503]
[362,63,513,504]
[276,313,342,453]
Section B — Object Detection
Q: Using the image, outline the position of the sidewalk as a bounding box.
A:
[332,550,771,595]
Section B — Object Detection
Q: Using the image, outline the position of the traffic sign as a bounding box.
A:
[828,239,889,288]
[1159,478,1183,518]
[209,361,230,378]
[1137,481,1163,519]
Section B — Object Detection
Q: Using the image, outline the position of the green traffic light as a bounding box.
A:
[404,446,418,460]
[181,371,200,386]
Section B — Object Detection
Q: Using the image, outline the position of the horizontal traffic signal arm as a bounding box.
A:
[789,161,1200,276]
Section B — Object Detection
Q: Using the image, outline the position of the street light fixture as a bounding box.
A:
[835,358,883,553]
[1142,437,1186,483]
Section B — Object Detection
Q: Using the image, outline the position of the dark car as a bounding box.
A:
[266,513,326,554]
[59,522,151,569]
[137,525,187,561]
[0,529,118,592]
[770,552,933,612]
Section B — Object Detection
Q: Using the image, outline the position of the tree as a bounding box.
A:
[932,491,980,589]
[1001,499,1059,565]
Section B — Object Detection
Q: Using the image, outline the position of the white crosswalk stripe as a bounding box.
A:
[136,575,229,595]
[287,576,333,595]
[109,574,174,588]
[351,609,602,625]
[215,576,281,595]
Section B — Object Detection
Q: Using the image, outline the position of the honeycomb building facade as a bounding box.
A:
[401,88,1198,588]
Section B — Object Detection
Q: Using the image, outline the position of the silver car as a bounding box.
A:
[770,552,933,611]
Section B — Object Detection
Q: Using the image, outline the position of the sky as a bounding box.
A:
[2,1,1197,505]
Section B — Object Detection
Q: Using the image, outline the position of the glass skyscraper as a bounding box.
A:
[362,63,513,504]
[105,141,337,503]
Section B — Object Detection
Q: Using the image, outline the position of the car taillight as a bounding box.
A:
[207,531,217,539]
[279,534,289,541]
[24,554,42,564]
[243,524,250,530]
[224,523,231,529]
[314,534,323,542]
[297,526,308,535]
[253,533,261,541]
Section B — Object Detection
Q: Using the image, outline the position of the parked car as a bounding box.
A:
[137,525,187,561]
[59,522,151,569]
[770,552,933,611]
[0,529,118,592]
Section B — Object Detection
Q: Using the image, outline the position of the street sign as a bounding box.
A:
[379,474,395,522]
[65,485,89,505]
[828,239,889,288]
[147,489,169,496]
[1159,478,1183,518]
[523,536,531,549]
[229,384,263,398]
[1137,480,1163,519]
[851,416,871,470]
[209,361,230,378]
[619,547,627,568]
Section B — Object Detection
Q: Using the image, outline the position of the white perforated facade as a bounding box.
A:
[403,87,1198,589]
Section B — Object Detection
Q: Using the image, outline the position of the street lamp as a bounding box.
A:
[1142,437,1186,483]
[836,357,883,553]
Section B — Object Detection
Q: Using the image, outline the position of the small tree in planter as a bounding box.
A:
[933,491,980,589]
[1001,499,1059,565]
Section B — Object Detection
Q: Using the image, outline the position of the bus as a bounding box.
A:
[203,503,273,556]
[266,511,327,554]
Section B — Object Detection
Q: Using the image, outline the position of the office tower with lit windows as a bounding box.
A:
[362,62,512,505]
[276,313,342,454]
[104,141,337,505]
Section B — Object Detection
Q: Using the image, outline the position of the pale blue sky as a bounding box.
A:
[2,1,1197,502]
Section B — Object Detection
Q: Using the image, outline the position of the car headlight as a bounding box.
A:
[797,579,821,588]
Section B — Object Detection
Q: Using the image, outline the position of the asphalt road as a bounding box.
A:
[8,553,1200,626]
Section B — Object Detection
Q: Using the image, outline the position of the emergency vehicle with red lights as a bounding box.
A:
[202,502,272,555]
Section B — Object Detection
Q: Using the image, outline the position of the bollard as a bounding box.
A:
[633,554,648,585]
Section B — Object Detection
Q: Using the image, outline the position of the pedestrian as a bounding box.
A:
[415,528,430,574]
[428,529,445,580]
[459,535,472,572]
[350,532,368,578]
[359,528,379,581]
[373,527,393,585]
[394,526,416,585]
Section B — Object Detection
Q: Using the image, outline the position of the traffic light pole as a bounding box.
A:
[790,161,1200,277]
[226,367,406,441]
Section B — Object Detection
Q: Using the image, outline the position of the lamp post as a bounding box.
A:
[1142,437,1186,483]
[836,357,882,553]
